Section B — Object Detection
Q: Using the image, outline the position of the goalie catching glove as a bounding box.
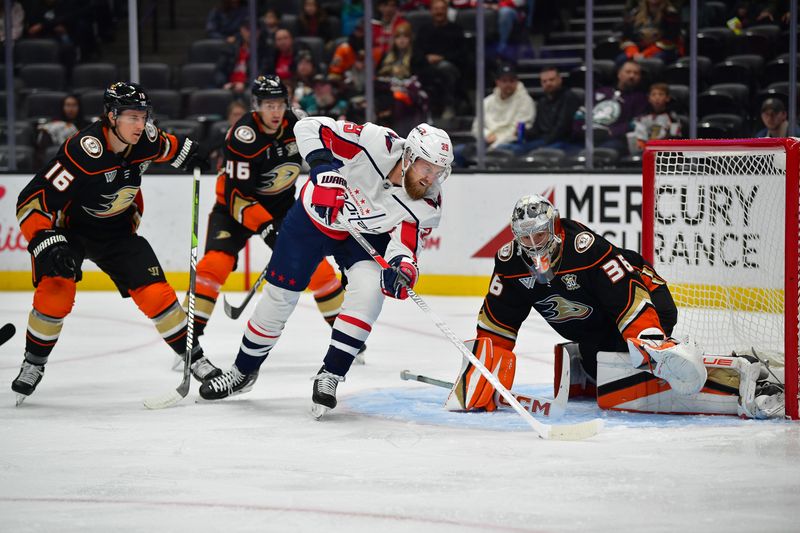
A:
[310,163,347,225]
[380,256,418,300]
[627,332,707,395]
[28,229,82,286]
[445,338,516,411]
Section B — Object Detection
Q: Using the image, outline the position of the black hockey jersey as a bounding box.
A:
[215,110,303,233]
[476,218,670,353]
[17,121,184,242]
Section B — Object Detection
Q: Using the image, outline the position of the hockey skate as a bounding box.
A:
[198,364,258,400]
[190,356,222,382]
[753,381,785,419]
[12,360,45,406]
[310,365,345,420]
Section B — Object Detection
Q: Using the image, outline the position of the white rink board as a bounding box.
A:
[0,173,644,277]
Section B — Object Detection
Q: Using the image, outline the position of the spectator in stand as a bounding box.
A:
[574,60,648,155]
[630,83,681,154]
[375,0,408,57]
[260,7,281,47]
[214,22,270,93]
[36,94,89,154]
[472,63,535,150]
[26,0,78,66]
[492,0,527,60]
[618,0,683,66]
[291,50,319,108]
[299,74,349,119]
[0,1,25,43]
[398,0,430,11]
[413,0,468,118]
[265,28,311,83]
[207,0,249,40]
[207,100,248,169]
[329,19,383,97]
[725,1,763,34]
[297,0,335,43]
[376,21,428,136]
[454,62,534,166]
[496,66,582,155]
[755,98,795,138]
[757,0,791,26]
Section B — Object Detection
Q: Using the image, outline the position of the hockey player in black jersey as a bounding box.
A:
[12,82,219,405]
[450,194,784,419]
[189,75,345,361]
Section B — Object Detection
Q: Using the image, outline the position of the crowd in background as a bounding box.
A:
[1,0,797,170]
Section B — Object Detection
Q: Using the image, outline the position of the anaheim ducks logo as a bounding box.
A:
[145,122,158,142]
[255,162,301,195]
[535,294,592,323]
[83,186,139,218]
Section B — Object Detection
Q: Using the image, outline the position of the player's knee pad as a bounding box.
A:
[445,338,516,412]
[553,342,596,398]
[129,281,179,318]
[32,276,76,318]
[195,250,235,299]
[338,261,384,324]
[250,282,302,333]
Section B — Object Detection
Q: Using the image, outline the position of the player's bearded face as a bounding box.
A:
[404,158,444,200]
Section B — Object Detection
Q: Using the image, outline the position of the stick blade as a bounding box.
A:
[0,323,16,347]
[222,295,243,319]
[545,418,604,441]
[143,389,186,410]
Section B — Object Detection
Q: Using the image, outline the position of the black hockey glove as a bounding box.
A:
[27,229,82,286]
[258,218,278,247]
[171,138,210,173]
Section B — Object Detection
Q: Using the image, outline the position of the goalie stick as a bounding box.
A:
[400,368,569,418]
[338,217,602,440]
[223,266,269,319]
[0,323,16,347]
[143,167,201,410]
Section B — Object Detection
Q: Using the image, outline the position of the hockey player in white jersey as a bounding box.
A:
[200,118,453,418]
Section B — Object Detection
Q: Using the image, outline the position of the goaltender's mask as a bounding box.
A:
[510,194,562,284]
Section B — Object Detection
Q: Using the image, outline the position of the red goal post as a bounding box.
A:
[642,138,799,420]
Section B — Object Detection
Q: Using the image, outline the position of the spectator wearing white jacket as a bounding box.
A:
[471,63,536,150]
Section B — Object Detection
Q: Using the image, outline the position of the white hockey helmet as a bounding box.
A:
[402,123,453,183]
[510,194,563,283]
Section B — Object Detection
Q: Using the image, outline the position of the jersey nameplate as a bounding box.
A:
[235,126,256,143]
[81,136,103,158]
[575,231,595,253]
[145,122,158,142]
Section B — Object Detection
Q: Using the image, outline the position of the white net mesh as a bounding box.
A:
[652,149,786,356]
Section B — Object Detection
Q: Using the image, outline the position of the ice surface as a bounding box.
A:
[1,292,798,533]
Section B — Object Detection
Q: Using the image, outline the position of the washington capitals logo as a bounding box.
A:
[385,131,399,152]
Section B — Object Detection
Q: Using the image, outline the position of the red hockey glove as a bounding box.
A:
[310,168,347,225]
[380,256,418,300]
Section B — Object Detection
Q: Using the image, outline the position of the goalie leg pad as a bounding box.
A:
[627,338,707,395]
[553,343,596,398]
[444,338,516,412]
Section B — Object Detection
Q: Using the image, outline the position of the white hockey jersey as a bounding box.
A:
[293,116,443,264]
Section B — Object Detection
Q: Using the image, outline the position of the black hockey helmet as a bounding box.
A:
[103,81,152,118]
[251,75,288,108]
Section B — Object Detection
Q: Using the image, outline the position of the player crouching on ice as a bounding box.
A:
[446,194,785,420]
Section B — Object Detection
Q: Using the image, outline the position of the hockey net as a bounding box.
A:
[642,138,799,420]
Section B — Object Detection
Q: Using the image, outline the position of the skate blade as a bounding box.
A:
[310,403,330,420]
[15,393,28,407]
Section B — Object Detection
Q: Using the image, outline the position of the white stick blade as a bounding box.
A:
[143,390,185,410]
[546,419,604,441]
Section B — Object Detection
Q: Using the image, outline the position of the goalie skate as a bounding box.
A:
[12,360,45,406]
[198,365,258,400]
[311,365,344,419]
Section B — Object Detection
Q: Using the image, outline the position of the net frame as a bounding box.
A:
[642,138,799,420]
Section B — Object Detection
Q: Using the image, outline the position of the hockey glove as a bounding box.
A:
[28,229,82,286]
[258,218,277,247]
[380,256,418,300]
[171,138,210,172]
[310,167,347,225]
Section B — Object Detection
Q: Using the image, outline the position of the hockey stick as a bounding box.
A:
[223,266,268,319]
[400,369,568,418]
[338,217,602,440]
[0,323,16,347]
[143,167,201,410]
